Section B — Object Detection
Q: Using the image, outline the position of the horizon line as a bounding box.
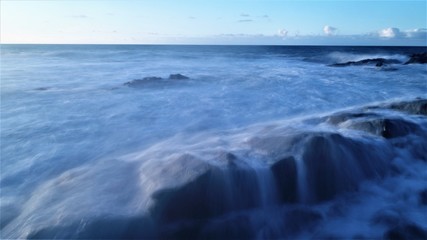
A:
[1,43,426,47]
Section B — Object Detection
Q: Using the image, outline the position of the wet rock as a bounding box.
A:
[34,87,50,91]
[386,99,427,116]
[27,216,157,239]
[169,74,189,80]
[380,118,422,139]
[343,118,422,139]
[419,189,427,205]
[124,77,163,87]
[284,208,323,234]
[148,154,269,223]
[326,112,379,125]
[329,58,401,67]
[383,223,427,240]
[404,52,427,64]
[301,132,392,203]
[199,214,256,240]
[270,156,298,203]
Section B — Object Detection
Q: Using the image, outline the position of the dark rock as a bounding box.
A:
[169,74,189,80]
[34,87,50,91]
[342,118,422,139]
[270,156,298,203]
[124,77,163,87]
[419,189,427,205]
[284,208,323,234]
[404,52,427,64]
[379,66,399,71]
[149,158,269,223]
[386,99,427,116]
[329,58,401,67]
[199,214,256,240]
[383,223,427,240]
[301,132,392,203]
[326,112,379,125]
[158,220,206,240]
[27,216,157,239]
[380,118,422,139]
[142,76,163,81]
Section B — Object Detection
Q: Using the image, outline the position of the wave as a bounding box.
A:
[2,98,427,239]
[325,52,410,64]
[303,51,410,65]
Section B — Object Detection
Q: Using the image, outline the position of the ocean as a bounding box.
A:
[1,44,426,239]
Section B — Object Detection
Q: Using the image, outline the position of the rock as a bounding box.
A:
[27,216,157,239]
[326,112,379,125]
[147,154,269,223]
[341,117,422,139]
[284,208,323,234]
[142,76,163,81]
[149,166,270,223]
[383,223,427,240]
[404,52,427,64]
[199,214,256,240]
[169,74,189,80]
[386,99,427,116]
[329,58,401,67]
[270,156,298,203]
[301,132,392,203]
[124,77,163,87]
[419,189,427,205]
[34,87,50,91]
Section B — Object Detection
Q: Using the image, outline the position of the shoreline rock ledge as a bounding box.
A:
[404,52,427,65]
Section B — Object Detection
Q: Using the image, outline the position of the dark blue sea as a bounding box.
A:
[1,45,427,239]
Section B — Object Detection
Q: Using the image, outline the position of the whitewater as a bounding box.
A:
[1,45,426,239]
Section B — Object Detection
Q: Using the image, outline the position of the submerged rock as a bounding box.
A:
[124,74,189,88]
[404,52,427,64]
[169,74,189,80]
[124,76,163,87]
[34,87,50,91]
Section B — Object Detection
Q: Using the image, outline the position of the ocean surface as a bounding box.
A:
[1,45,427,239]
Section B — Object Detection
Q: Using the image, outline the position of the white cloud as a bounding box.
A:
[403,28,427,39]
[323,25,337,36]
[277,29,288,37]
[378,27,427,39]
[378,27,401,38]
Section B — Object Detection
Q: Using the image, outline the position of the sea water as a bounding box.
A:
[1,45,426,239]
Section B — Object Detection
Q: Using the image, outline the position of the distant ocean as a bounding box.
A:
[1,44,427,239]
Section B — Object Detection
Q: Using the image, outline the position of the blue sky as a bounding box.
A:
[1,0,426,45]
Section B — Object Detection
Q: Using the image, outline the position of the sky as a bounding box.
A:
[1,0,426,45]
